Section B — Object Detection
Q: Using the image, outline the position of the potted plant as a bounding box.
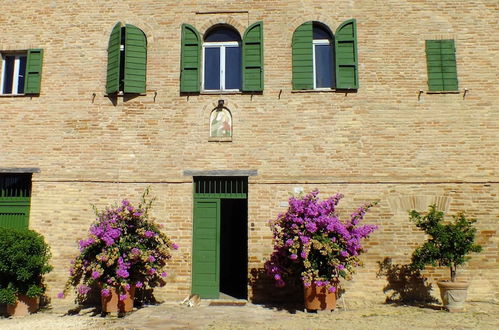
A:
[0,228,53,316]
[265,190,378,311]
[60,189,178,313]
[409,204,482,312]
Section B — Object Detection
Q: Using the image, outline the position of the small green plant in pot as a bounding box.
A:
[409,204,482,312]
[0,228,53,316]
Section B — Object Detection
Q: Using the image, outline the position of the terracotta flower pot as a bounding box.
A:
[101,285,136,313]
[303,283,337,311]
[437,281,469,312]
[6,294,39,316]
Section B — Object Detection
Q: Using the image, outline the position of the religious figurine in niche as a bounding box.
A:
[210,108,232,137]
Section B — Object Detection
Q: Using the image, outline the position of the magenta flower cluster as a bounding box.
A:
[116,257,130,278]
[60,191,178,303]
[265,190,378,291]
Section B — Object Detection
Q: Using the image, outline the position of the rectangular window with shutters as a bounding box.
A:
[425,40,458,92]
[0,49,43,95]
[1,54,26,94]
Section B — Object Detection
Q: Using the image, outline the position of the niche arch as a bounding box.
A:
[209,106,233,141]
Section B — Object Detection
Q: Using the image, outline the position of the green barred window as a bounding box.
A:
[194,176,247,199]
[0,174,32,229]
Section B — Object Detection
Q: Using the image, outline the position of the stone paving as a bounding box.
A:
[1,300,498,329]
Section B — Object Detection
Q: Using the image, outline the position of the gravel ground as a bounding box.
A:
[1,300,498,330]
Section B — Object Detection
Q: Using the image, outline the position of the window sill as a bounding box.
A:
[208,136,232,142]
[292,89,334,93]
[201,91,242,95]
[291,88,358,94]
[0,94,31,97]
[105,92,147,97]
[426,91,460,94]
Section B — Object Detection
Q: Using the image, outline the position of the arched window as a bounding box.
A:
[313,23,334,89]
[292,19,358,90]
[106,22,147,94]
[180,22,263,93]
[203,26,242,91]
[210,107,232,138]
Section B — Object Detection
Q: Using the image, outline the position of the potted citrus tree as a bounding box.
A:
[59,189,178,313]
[409,204,482,312]
[0,228,53,316]
[265,190,378,311]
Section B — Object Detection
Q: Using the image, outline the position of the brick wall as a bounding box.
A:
[0,0,497,305]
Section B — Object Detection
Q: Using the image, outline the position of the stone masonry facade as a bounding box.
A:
[0,0,497,304]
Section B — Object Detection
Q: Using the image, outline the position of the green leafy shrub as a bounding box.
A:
[410,205,482,282]
[0,228,53,304]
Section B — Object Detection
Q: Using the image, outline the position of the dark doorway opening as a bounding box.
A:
[220,198,248,299]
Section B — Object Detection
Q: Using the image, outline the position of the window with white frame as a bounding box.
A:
[313,23,335,89]
[292,20,357,90]
[1,53,27,95]
[202,26,242,91]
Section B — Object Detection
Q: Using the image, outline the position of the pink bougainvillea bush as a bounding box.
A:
[265,190,378,293]
[60,189,177,303]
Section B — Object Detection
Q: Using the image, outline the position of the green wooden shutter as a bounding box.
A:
[24,49,43,94]
[242,21,264,92]
[124,24,147,94]
[180,24,201,93]
[440,40,458,91]
[106,22,122,94]
[426,40,444,91]
[192,199,220,298]
[292,22,313,90]
[426,40,458,91]
[335,19,358,89]
[106,23,149,94]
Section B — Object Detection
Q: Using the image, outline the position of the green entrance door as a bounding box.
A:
[192,199,220,298]
[191,177,247,299]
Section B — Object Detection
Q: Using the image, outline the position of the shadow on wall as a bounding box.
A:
[249,268,303,312]
[377,257,438,306]
[105,93,141,107]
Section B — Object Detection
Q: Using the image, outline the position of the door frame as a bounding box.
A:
[191,176,248,299]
